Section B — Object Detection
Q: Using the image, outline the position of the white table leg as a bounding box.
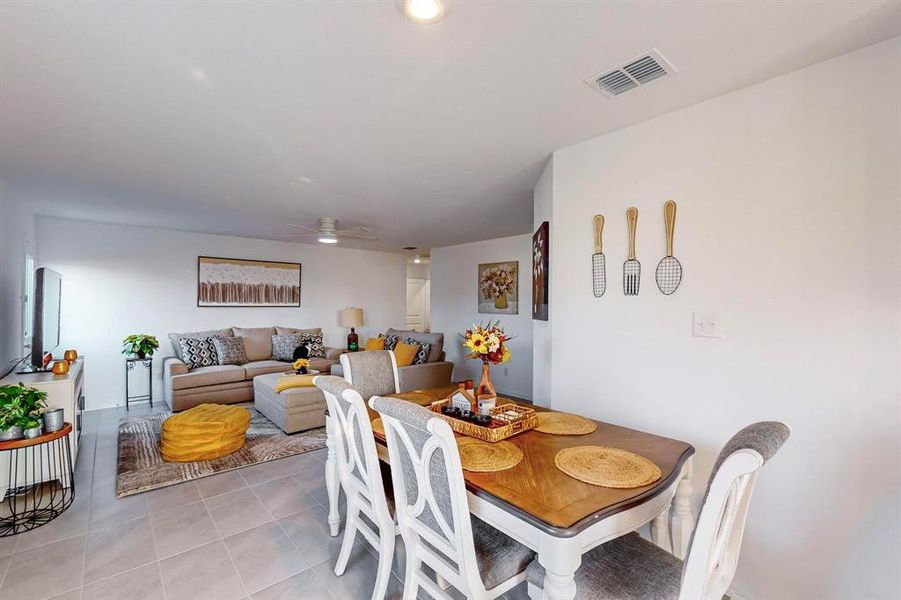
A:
[325,414,341,537]
[538,538,580,600]
[650,498,673,554]
[671,459,694,559]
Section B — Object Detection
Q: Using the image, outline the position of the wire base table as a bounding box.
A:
[0,423,75,537]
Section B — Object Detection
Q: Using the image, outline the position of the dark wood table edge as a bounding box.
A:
[465,445,695,538]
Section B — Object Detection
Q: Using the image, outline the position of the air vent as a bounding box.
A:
[585,49,675,98]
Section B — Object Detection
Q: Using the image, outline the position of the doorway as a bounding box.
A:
[405,258,430,332]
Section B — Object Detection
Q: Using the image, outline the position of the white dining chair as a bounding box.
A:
[340,350,399,400]
[526,421,791,600]
[369,395,536,600]
[314,375,397,600]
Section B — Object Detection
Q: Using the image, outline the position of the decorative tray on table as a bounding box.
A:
[428,398,538,443]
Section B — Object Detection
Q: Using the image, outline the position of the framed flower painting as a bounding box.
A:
[478,261,518,314]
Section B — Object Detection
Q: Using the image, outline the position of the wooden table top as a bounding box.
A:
[374,386,694,536]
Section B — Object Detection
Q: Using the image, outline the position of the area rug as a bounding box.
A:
[116,405,327,498]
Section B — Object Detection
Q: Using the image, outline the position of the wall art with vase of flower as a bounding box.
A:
[478,261,518,314]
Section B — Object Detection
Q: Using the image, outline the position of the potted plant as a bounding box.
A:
[0,383,48,441]
[122,334,160,359]
[22,417,43,439]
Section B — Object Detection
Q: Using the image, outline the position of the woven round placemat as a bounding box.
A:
[456,437,523,473]
[554,446,661,488]
[370,418,385,436]
[534,412,598,435]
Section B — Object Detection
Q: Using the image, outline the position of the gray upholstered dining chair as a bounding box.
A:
[369,395,536,600]
[314,375,397,600]
[340,350,399,401]
[526,421,790,600]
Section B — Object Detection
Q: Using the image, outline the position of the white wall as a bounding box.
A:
[431,235,533,400]
[538,38,900,599]
[37,217,407,410]
[0,181,37,377]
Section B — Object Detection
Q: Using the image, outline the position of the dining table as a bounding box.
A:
[323,386,695,600]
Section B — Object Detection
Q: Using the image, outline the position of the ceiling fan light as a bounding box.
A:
[413,255,423,264]
[318,233,338,244]
[402,0,446,24]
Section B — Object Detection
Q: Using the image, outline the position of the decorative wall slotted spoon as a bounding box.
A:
[655,200,682,295]
[592,214,606,297]
[623,207,640,295]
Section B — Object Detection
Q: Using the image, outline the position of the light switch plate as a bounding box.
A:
[693,312,722,338]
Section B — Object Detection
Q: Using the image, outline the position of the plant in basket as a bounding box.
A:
[461,321,511,402]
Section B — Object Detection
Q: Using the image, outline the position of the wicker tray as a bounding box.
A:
[428,399,537,443]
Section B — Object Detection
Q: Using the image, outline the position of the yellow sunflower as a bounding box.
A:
[464,332,489,354]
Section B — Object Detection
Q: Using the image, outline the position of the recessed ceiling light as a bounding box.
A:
[401,0,446,24]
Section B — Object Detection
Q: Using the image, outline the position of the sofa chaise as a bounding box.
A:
[163,326,343,412]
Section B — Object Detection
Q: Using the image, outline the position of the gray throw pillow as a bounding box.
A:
[212,336,248,365]
[271,333,305,362]
[178,337,219,369]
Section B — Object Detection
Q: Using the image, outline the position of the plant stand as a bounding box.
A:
[0,423,75,537]
[125,357,153,410]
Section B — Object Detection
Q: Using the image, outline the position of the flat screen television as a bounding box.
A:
[28,268,63,370]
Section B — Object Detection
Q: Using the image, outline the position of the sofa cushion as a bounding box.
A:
[178,337,220,369]
[169,328,234,361]
[171,365,245,390]
[310,357,338,373]
[271,333,305,362]
[234,327,276,361]
[243,360,290,379]
[212,336,248,365]
[275,326,322,337]
[386,328,444,363]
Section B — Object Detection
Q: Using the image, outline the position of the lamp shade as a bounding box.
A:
[340,308,364,328]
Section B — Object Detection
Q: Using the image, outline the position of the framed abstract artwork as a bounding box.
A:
[478,261,518,314]
[197,256,301,307]
[532,222,549,320]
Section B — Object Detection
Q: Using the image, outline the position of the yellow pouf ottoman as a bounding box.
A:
[160,404,251,462]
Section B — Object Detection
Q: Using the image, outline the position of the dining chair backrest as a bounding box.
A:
[369,395,488,597]
[314,376,392,529]
[679,421,790,600]
[340,350,399,401]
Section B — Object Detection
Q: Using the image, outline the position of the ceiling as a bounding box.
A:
[1,1,898,253]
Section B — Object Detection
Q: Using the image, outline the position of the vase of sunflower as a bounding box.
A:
[461,321,511,402]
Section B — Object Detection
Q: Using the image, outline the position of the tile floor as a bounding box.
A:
[0,402,529,600]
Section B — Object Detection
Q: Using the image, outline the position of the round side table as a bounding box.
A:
[0,423,75,537]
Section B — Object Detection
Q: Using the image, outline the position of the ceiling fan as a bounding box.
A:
[272,217,377,244]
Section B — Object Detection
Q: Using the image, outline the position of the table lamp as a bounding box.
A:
[340,307,364,351]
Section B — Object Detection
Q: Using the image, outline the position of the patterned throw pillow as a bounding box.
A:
[212,336,247,365]
[299,331,326,359]
[381,333,399,351]
[178,337,219,369]
[406,338,430,365]
[271,334,304,362]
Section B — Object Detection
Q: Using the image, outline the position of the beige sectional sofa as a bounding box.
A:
[163,326,344,412]
[329,328,454,392]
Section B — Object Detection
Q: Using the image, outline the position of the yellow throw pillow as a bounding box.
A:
[365,337,385,351]
[393,342,419,367]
